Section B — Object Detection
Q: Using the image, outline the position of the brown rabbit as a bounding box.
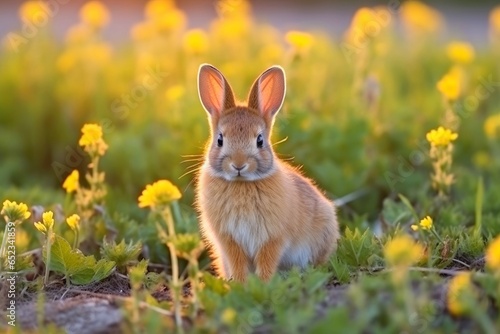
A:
[196,64,339,282]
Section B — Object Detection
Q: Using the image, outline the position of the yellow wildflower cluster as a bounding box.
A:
[80,1,110,29]
[131,0,185,41]
[447,272,474,316]
[437,69,462,101]
[34,211,55,234]
[426,127,457,197]
[19,1,48,23]
[446,42,475,65]
[183,29,209,55]
[79,123,108,156]
[138,180,182,208]
[55,1,112,75]
[411,216,433,231]
[165,84,186,103]
[343,7,381,47]
[485,235,500,271]
[211,0,252,41]
[426,127,458,147]
[384,234,423,267]
[286,31,314,54]
[484,113,500,140]
[400,1,443,34]
[1,200,31,222]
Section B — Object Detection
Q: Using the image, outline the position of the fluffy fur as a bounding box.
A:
[196,64,339,281]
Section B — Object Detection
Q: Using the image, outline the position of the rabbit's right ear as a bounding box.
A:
[198,64,236,117]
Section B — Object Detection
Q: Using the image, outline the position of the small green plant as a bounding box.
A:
[101,239,142,272]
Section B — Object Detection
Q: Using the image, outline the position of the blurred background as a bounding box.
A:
[0,0,498,44]
[1,0,500,227]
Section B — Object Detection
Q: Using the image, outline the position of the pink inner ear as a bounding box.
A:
[199,67,225,115]
[257,68,285,117]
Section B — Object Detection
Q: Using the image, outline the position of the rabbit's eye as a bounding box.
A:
[256,134,264,148]
[217,133,223,147]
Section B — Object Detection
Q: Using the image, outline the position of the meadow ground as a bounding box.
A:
[1,0,500,333]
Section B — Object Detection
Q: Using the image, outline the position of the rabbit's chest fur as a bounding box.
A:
[199,169,292,259]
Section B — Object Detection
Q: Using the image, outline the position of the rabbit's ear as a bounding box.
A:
[198,64,235,116]
[248,66,286,118]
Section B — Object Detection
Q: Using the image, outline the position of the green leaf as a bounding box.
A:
[303,269,330,292]
[381,198,412,226]
[44,235,115,285]
[330,257,351,283]
[397,194,419,223]
[101,238,142,270]
[337,227,376,267]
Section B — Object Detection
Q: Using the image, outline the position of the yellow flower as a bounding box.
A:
[410,224,419,231]
[79,123,103,146]
[400,1,443,34]
[437,71,461,101]
[446,42,475,64]
[153,9,186,33]
[56,50,78,73]
[485,235,500,271]
[42,211,54,230]
[165,85,186,102]
[447,272,473,316]
[138,180,182,208]
[419,216,433,230]
[66,214,80,231]
[183,29,209,54]
[490,6,500,35]
[1,200,31,222]
[34,210,54,233]
[63,170,79,193]
[221,307,237,325]
[216,0,251,19]
[384,234,424,267]
[285,31,314,53]
[34,222,47,234]
[426,126,458,147]
[19,1,48,23]
[344,7,376,44]
[484,113,500,140]
[80,1,110,29]
[145,0,175,20]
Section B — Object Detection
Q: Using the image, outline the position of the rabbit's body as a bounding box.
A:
[196,64,339,281]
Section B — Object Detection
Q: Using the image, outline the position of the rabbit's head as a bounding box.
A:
[198,64,286,181]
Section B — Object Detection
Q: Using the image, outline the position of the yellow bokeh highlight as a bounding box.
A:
[400,1,443,34]
[80,1,110,29]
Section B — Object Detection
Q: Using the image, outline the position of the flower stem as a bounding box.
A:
[161,205,182,332]
[0,223,10,272]
[73,229,79,250]
[430,227,444,244]
[44,228,53,286]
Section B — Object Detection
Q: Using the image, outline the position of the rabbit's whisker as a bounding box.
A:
[271,136,288,147]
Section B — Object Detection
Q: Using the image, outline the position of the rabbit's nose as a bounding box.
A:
[231,164,247,172]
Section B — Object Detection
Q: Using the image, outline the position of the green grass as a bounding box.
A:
[1,0,500,333]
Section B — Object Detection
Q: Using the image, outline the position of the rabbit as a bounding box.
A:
[196,64,339,282]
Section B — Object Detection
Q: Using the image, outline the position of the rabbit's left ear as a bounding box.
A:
[198,64,236,117]
[248,66,286,118]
